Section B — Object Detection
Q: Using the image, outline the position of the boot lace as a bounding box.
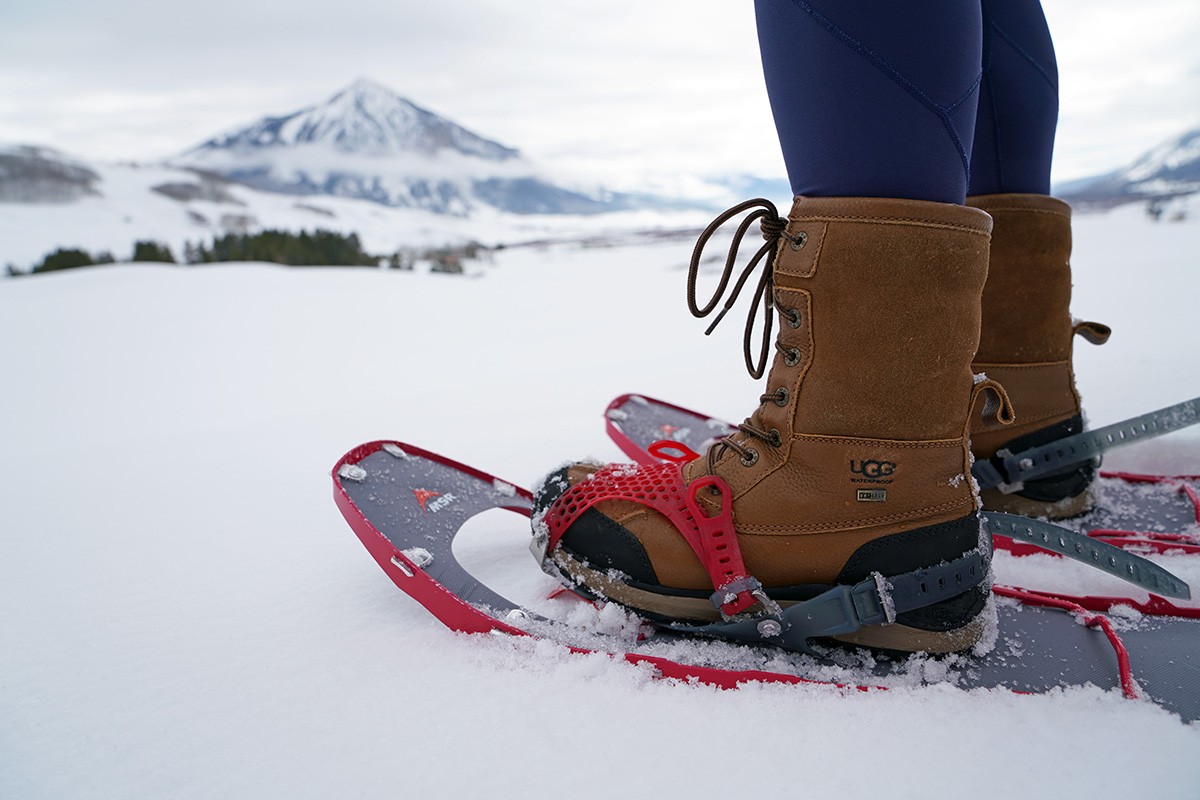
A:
[686,198,802,474]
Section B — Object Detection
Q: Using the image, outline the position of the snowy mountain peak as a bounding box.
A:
[1120,128,1200,184]
[183,79,519,162]
[1059,126,1200,209]
[167,79,625,216]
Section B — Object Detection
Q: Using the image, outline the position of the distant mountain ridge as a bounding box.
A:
[186,79,519,162]
[0,144,101,203]
[172,79,621,216]
[1059,128,1200,209]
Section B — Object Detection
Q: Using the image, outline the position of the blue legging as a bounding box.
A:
[756,0,1057,203]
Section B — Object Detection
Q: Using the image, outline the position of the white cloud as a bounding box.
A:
[1043,0,1200,180]
[0,0,1196,190]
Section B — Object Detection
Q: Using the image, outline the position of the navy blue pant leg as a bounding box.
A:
[754,0,983,204]
[969,0,1059,195]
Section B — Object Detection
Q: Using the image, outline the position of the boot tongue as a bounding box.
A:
[745,405,771,439]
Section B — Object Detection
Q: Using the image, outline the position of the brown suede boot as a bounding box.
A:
[967,194,1109,519]
[533,196,1010,654]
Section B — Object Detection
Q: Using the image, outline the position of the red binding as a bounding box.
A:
[993,584,1139,699]
[648,440,703,463]
[542,462,761,616]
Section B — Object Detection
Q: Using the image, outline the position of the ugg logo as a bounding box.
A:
[850,459,896,479]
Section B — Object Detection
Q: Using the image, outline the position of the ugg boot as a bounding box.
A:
[533,196,1009,654]
[967,194,1108,519]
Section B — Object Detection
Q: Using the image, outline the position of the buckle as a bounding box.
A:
[710,576,783,621]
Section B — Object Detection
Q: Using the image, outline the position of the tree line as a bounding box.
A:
[8,230,486,276]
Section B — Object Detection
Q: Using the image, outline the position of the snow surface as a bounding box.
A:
[2,204,1198,798]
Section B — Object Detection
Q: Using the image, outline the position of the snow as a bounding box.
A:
[0,156,716,270]
[2,203,1199,797]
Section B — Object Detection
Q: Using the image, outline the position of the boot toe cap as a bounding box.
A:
[533,465,660,586]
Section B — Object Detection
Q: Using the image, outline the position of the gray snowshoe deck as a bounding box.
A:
[333,440,1200,722]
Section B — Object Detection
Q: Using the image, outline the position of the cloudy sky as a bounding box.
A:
[2,0,1198,191]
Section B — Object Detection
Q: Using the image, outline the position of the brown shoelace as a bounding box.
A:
[686,197,804,380]
[686,198,804,475]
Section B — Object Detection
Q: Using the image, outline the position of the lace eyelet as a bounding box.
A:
[769,429,782,447]
[740,448,759,467]
[785,308,802,329]
[773,387,790,407]
[789,231,808,251]
[784,347,801,367]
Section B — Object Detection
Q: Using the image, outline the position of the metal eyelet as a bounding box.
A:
[773,387,789,407]
[785,308,802,329]
[740,448,759,467]
[784,347,801,367]
[789,231,808,251]
[769,429,782,447]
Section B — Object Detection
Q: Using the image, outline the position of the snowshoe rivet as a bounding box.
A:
[789,231,808,251]
[338,463,368,482]
[389,555,414,578]
[757,619,783,637]
[382,443,409,459]
[401,547,434,568]
[741,448,759,467]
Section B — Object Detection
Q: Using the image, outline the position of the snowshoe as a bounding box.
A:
[332,439,1200,721]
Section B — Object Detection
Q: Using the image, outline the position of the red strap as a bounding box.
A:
[993,585,1139,699]
[543,462,761,616]
[648,439,702,463]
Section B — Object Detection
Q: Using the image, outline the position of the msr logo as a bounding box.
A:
[413,488,458,514]
[660,424,691,442]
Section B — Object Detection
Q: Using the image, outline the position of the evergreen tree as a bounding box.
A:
[33,248,95,273]
[186,229,377,266]
[131,241,176,263]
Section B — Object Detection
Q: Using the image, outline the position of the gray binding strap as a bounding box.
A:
[985,512,1192,600]
[710,576,783,620]
[688,514,1190,656]
[973,396,1200,491]
[688,548,990,656]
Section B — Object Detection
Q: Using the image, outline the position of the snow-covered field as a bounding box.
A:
[2,203,1198,798]
[0,158,726,271]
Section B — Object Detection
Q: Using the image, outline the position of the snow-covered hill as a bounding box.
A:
[1,204,1198,798]
[0,144,101,203]
[188,78,520,162]
[0,79,765,269]
[170,78,639,216]
[0,153,717,271]
[1059,127,1200,210]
